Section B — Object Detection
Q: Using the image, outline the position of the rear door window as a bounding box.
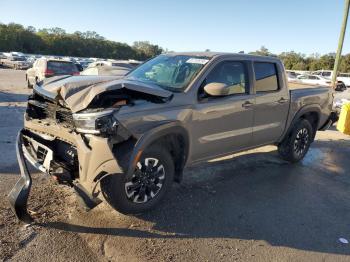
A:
[254,62,279,92]
[47,61,78,74]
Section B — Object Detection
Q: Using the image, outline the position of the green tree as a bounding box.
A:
[133,41,163,60]
[278,51,305,70]
[318,54,335,70]
[249,46,271,56]
[340,54,350,72]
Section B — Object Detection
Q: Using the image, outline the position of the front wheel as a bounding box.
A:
[27,78,33,89]
[101,146,174,214]
[278,119,314,163]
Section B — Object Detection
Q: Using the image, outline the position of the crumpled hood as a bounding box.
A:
[34,75,173,113]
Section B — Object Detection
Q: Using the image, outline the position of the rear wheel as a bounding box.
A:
[278,119,314,163]
[101,146,174,214]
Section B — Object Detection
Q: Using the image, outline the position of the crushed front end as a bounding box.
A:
[8,76,172,223]
[9,91,128,223]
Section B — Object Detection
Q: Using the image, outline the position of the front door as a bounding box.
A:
[190,60,255,162]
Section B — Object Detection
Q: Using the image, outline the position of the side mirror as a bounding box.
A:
[204,82,229,96]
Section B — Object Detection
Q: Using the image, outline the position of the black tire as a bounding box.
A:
[101,146,174,214]
[27,77,33,89]
[278,119,314,163]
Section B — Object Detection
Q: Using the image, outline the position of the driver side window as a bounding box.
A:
[200,61,249,98]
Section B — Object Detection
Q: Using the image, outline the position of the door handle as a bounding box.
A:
[242,101,253,108]
[277,98,288,104]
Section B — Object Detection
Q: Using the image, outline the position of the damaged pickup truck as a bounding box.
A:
[9,52,336,223]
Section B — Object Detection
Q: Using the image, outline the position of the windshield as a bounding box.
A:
[126,54,210,91]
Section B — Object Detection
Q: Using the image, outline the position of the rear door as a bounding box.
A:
[252,62,290,145]
[190,60,255,161]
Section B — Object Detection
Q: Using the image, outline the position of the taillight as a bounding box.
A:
[72,72,80,76]
[44,69,54,77]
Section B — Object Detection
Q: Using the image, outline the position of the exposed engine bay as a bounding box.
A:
[25,75,173,139]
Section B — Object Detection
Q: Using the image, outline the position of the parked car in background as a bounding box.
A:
[75,63,84,72]
[10,51,25,57]
[297,74,331,85]
[26,56,37,67]
[286,70,298,81]
[78,61,91,69]
[87,60,138,68]
[0,55,31,70]
[313,70,350,87]
[338,73,350,87]
[25,58,80,88]
[0,52,6,67]
[300,74,347,92]
[81,65,133,76]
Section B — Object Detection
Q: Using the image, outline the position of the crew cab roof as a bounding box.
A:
[164,52,282,63]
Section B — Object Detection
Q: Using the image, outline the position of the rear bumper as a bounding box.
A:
[319,112,339,131]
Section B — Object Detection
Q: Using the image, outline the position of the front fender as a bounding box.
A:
[125,121,189,180]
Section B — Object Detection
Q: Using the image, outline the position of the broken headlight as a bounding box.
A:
[73,109,118,135]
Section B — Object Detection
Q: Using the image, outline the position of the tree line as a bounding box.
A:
[0,23,163,60]
[250,46,350,73]
[1,23,349,72]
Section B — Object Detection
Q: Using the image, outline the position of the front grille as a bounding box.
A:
[22,129,79,177]
[26,95,74,128]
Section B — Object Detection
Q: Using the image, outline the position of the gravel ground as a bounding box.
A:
[1,68,350,261]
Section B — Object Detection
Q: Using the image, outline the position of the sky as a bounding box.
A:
[1,0,349,55]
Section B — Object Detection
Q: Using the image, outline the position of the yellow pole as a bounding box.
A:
[332,0,350,88]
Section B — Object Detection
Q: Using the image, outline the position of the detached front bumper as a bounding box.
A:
[8,127,123,223]
[8,132,34,224]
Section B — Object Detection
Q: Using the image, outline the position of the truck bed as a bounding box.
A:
[288,81,331,90]
[288,83,333,130]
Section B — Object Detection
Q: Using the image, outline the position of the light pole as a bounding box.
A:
[332,0,350,88]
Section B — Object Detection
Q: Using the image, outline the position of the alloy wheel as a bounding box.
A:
[293,127,309,156]
[124,157,165,203]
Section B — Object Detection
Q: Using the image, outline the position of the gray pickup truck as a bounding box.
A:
[9,52,336,222]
